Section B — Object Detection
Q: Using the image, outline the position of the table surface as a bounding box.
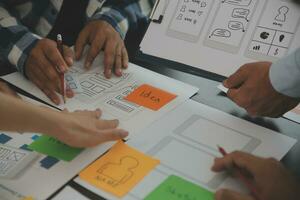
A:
[1,52,299,200]
[70,53,300,200]
[133,53,300,178]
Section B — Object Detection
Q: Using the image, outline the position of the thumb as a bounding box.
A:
[215,189,255,200]
[224,65,249,89]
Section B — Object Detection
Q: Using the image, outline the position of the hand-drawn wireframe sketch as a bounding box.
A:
[222,0,252,6]
[167,0,215,42]
[228,21,245,32]
[0,144,38,179]
[209,29,232,38]
[275,6,289,22]
[232,8,250,22]
[97,156,139,187]
[64,74,83,94]
[246,0,300,61]
[204,0,258,53]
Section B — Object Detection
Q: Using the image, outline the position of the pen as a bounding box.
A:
[217,145,260,200]
[56,34,66,104]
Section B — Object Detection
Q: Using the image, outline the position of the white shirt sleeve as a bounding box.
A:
[269,48,300,98]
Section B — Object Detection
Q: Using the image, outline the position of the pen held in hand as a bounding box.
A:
[217,145,260,200]
[56,34,66,104]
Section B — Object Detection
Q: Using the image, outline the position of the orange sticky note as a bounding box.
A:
[79,141,160,197]
[125,84,177,111]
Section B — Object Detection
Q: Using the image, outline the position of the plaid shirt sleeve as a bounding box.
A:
[0,3,40,76]
[88,0,155,39]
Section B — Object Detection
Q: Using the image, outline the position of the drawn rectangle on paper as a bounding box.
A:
[81,81,94,88]
[91,85,105,93]
[90,77,112,88]
[0,144,38,179]
[204,0,258,53]
[106,100,134,113]
[174,114,261,153]
[167,0,215,42]
[147,137,226,189]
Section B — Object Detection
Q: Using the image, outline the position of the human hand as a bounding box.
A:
[224,62,299,117]
[211,151,300,200]
[0,81,20,98]
[25,38,74,105]
[47,108,128,148]
[75,20,129,78]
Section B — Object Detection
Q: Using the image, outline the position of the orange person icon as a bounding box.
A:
[97,156,139,186]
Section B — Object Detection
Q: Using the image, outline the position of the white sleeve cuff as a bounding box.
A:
[269,48,300,98]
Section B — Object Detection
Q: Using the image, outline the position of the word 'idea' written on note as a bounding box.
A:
[28,135,83,161]
[145,175,214,200]
[79,140,160,197]
[125,84,177,111]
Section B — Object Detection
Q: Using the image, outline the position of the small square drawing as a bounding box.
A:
[91,86,105,93]
[81,81,94,88]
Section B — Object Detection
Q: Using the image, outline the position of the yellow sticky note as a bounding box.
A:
[79,141,160,197]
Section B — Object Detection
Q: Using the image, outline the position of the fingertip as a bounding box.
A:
[104,69,112,79]
[223,79,229,88]
[53,97,60,105]
[66,88,74,98]
[115,68,122,77]
[118,130,129,138]
[85,61,91,69]
[66,57,73,66]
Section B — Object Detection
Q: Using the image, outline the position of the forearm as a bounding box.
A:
[0,93,60,135]
[269,48,300,98]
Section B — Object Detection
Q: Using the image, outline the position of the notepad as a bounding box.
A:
[145,175,214,200]
[79,140,160,197]
[125,84,177,111]
[28,135,83,161]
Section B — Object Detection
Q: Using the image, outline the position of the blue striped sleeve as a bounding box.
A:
[88,0,154,39]
[0,3,40,76]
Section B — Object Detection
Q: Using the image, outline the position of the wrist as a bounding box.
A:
[30,107,67,137]
[15,34,40,78]
[89,14,127,39]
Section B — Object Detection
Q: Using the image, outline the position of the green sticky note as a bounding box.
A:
[145,175,214,200]
[28,135,83,161]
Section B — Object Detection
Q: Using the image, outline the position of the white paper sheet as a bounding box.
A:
[141,0,300,76]
[1,53,198,137]
[75,100,296,199]
[52,186,89,200]
[284,105,300,124]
